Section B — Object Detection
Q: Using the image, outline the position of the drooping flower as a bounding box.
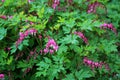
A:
[41,39,59,54]
[100,23,117,35]
[4,47,11,52]
[83,57,109,70]
[0,74,4,79]
[28,0,31,3]
[16,32,25,47]
[16,28,37,47]
[43,48,49,54]
[74,31,88,44]
[29,21,34,25]
[68,0,73,4]
[8,16,13,19]
[0,15,13,20]
[65,0,73,4]
[49,49,54,54]
[38,34,42,39]
[0,15,7,20]
[52,0,60,9]
[87,1,101,13]
[2,0,4,2]
[28,0,34,3]
[30,51,34,55]
[28,28,37,35]
[24,68,31,75]
[46,39,58,50]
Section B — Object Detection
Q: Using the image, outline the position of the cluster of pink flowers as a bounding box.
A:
[87,1,101,13]
[83,57,109,70]
[52,0,60,9]
[16,28,37,47]
[74,31,88,44]
[100,23,117,35]
[0,74,4,79]
[41,39,59,54]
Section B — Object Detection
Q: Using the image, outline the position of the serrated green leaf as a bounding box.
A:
[44,57,52,64]
[27,15,37,22]
[75,69,92,80]
[7,56,13,65]
[10,45,17,54]
[34,20,47,30]
[3,0,14,6]
[0,27,7,40]
[63,73,75,80]
[54,24,60,30]
[17,60,29,69]
[36,72,42,77]
[60,35,78,45]
[65,18,76,28]
[100,40,118,54]
[23,40,29,46]
[58,44,68,54]
[62,26,71,34]
[57,17,65,23]
[70,44,81,53]
[18,43,23,51]
[0,50,8,58]
[77,19,93,31]
[38,7,44,18]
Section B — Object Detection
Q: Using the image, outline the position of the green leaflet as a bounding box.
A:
[0,27,7,40]
[63,73,75,80]
[75,69,93,80]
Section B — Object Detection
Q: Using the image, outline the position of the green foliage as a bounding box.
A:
[0,27,7,40]
[75,69,93,80]
[63,73,75,80]
[0,0,120,80]
[36,56,65,80]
